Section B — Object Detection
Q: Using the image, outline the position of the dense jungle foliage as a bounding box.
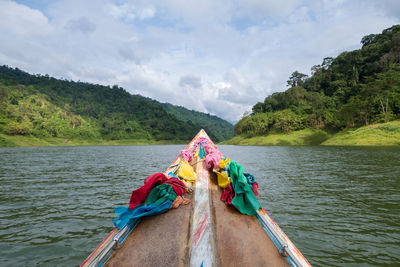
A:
[0,66,233,142]
[236,25,400,136]
[161,103,234,141]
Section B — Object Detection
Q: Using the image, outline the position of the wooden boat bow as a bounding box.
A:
[81,129,310,267]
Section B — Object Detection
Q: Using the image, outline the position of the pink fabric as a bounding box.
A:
[181,149,193,162]
[221,183,234,205]
[204,145,222,169]
[252,183,259,197]
[180,137,222,170]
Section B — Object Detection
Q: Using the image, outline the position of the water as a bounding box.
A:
[0,145,399,266]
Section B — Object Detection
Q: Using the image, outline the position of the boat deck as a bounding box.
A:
[104,158,290,267]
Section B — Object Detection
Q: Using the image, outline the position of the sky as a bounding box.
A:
[1,0,400,123]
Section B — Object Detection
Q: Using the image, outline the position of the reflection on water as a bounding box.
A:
[0,145,399,266]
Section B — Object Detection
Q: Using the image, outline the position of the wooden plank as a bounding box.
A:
[189,159,213,267]
[104,193,194,267]
[208,170,291,267]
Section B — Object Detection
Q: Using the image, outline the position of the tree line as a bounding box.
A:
[236,25,400,135]
[0,66,233,142]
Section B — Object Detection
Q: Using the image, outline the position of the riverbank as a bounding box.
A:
[0,134,188,147]
[221,120,400,146]
[2,120,399,147]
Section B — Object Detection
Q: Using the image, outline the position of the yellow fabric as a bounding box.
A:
[193,148,200,159]
[215,170,230,188]
[177,160,197,183]
[219,158,230,169]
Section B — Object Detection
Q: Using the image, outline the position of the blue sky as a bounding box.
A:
[1,0,400,122]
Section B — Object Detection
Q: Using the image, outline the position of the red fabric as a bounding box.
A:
[252,183,259,197]
[129,173,168,210]
[163,178,186,196]
[221,184,234,205]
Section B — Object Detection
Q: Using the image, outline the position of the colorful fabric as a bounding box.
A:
[199,142,206,159]
[180,137,222,170]
[221,183,234,205]
[181,149,194,162]
[144,184,177,207]
[163,178,186,196]
[113,200,173,229]
[244,173,256,184]
[244,172,259,197]
[252,183,259,197]
[204,144,222,169]
[176,160,197,182]
[229,161,261,216]
[129,173,168,210]
[215,170,230,188]
[219,158,230,169]
[167,172,179,179]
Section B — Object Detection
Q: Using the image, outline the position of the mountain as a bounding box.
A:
[161,103,234,142]
[0,66,233,143]
[235,25,400,136]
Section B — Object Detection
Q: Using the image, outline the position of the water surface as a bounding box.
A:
[0,145,399,266]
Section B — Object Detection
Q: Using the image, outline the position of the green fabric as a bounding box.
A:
[144,184,177,206]
[229,161,261,215]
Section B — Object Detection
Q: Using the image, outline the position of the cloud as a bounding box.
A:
[1,0,400,123]
[179,75,202,88]
[107,2,156,22]
[66,17,96,33]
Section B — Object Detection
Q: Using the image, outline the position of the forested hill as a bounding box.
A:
[0,66,233,143]
[236,25,400,135]
[161,103,234,141]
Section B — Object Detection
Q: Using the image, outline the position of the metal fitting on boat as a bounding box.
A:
[279,244,289,257]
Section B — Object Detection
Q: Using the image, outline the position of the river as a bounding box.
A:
[0,145,399,266]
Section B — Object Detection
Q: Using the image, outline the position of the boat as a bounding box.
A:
[81,129,311,267]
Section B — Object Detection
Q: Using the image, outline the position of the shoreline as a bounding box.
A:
[221,120,400,146]
[0,134,189,147]
[1,120,399,147]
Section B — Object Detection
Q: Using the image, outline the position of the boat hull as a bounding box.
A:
[104,161,290,266]
[82,130,308,267]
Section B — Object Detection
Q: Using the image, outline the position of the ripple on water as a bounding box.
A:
[0,145,399,266]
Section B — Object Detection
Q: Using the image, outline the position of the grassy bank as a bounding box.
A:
[220,128,332,146]
[321,120,400,146]
[221,120,400,146]
[0,134,188,147]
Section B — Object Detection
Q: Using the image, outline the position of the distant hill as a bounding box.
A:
[235,25,400,136]
[0,66,234,143]
[161,103,234,142]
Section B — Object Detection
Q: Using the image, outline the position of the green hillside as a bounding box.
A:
[234,25,400,144]
[161,103,234,142]
[223,120,400,146]
[0,66,233,146]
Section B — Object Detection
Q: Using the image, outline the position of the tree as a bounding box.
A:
[287,71,308,87]
[361,34,377,47]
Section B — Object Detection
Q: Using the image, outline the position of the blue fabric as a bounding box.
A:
[225,161,231,176]
[168,172,179,179]
[244,173,257,185]
[112,200,173,229]
[199,142,206,159]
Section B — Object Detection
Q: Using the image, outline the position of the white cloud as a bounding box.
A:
[1,0,400,123]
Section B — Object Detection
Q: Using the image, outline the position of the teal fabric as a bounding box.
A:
[144,183,177,206]
[112,184,177,229]
[168,172,179,179]
[229,161,261,215]
[244,173,257,184]
[113,200,173,229]
[199,142,206,159]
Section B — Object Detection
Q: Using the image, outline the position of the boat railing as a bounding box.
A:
[256,210,310,267]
